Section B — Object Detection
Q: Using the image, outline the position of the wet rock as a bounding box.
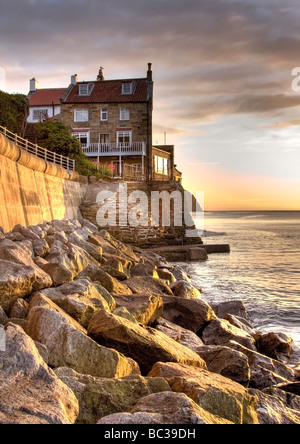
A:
[156,268,177,284]
[169,280,201,299]
[202,318,256,350]
[0,323,79,424]
[225,314,255,336]
[113,294,163,326]
[97,392,232,424]
[162,296,215,334]
[149,362,258,424]
[27,294,140,378]
[254,332,294,362]
[171,267,192,283]
[212,300,248,320]
[88,310,206,375]
[55,367,170,424]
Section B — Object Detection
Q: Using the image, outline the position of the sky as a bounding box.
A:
[0,0,300,210]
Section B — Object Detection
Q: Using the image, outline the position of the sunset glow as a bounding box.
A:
[1,0,300,210]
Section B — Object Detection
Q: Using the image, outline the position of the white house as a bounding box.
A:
[27,77,68,123]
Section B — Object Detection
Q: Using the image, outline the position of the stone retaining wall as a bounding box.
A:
[0,133,88,232]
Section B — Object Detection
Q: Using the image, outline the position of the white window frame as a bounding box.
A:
[122,82,133,95]
[119,107,130,121]
[74,109,89,122]
[33,109,48,121]
[78,83,94,96]
[100,108,108,121]
[117,130,132,146]
[72,131,90,148]
[154,155,169,176]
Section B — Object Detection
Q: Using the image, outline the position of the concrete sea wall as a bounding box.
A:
[0,133,88,232]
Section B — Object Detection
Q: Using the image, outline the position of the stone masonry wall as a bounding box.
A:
[80,180,201,248]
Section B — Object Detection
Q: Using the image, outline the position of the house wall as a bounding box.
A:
[0,133,88,232]
[60,102,150,145]
[27,105,61,123]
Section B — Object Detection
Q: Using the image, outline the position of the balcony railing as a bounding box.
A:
[0,126,75,171]
[82,142,146,157]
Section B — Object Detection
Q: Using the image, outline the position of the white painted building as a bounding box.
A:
[27,77,68,123]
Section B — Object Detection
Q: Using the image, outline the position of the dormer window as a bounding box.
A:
[122,82,133,95]
[78,83,94,96]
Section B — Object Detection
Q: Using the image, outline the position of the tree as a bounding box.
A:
[34,120,113,178]
[0,90,29,136]
[34,121,82,159]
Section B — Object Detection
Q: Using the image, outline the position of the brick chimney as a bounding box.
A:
[147,63,152,81]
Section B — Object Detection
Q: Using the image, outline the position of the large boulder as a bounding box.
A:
[202,318,256,350]
[37,280,112,328]
[88,310,207,375]
[76,265,133,295]
[39,263,73,287]
[0,240,52,294]
[125,276,173,297]
[254,332,294,363]
[154,318,205,352]
[0,323,79,424]
[26,294,140,378]
[169,280,201,299]
[45,243,97,280]
[0,260,43,312]
[113,294,163,326]
[97,392,232,424]
[12,224,40,241]
[249,389,300,424]
[196,345,250,386]
[68,232,103,262]
[162,296,215,334]
[211,300,248,320]
[149,362,258,424]
[55,367,170,424]
[228,341,296,390]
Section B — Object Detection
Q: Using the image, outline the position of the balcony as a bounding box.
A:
[82,142,146,157]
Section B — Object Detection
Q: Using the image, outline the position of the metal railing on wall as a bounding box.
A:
[0,126,76,171]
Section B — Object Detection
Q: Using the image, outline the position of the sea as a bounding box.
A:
[182,211,300,348]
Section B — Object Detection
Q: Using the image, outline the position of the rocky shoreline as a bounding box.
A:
[0,218,299,424]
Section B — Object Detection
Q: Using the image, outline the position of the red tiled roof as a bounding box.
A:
[63,78,150,104]
[29,88,68,106]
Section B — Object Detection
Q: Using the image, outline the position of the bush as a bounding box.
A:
[0,90,29,135]
[34,120,113,178]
